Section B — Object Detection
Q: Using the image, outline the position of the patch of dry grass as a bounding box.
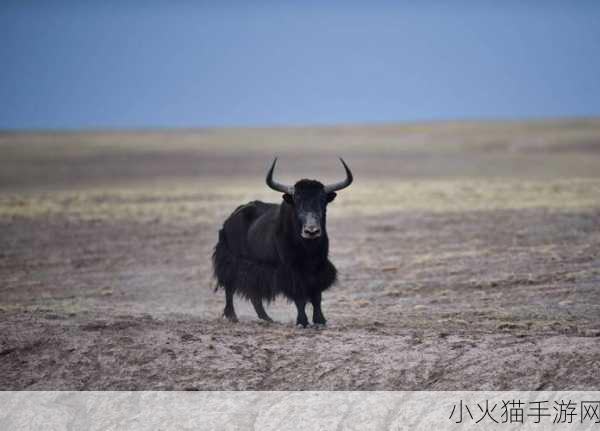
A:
[1,178,599,223]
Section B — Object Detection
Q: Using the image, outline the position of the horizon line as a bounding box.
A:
[2,114,600,134]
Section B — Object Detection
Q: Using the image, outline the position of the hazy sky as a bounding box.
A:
[1,1,599,129]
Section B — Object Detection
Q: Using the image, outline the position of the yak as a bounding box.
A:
[212,158,353,327]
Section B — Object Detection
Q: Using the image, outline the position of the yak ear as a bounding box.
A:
[326,192,337,203]
[282,193,294,205]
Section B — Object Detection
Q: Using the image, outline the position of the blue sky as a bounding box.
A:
[1,1,599,129]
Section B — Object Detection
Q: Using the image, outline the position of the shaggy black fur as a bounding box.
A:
[212,180,339,327]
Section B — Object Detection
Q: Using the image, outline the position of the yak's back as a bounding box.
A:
[221,200,278,257]
[230,200,274,222]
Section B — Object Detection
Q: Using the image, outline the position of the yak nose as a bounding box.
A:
[302,225,321,239]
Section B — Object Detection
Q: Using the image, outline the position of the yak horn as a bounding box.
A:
[266,158,294,194]
[324,158,353,193]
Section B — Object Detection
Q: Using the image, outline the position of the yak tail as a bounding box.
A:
[212,228,235,292]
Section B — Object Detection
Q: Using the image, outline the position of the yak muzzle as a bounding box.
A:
[301,225,322,239]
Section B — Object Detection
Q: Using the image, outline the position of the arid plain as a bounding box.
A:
[1,119,599,389]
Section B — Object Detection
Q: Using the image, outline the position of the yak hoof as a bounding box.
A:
[223,313,239,323]
[313,317,327,326]
[296,316,309,328]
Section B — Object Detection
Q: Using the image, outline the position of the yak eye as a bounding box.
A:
[282,193,294,205]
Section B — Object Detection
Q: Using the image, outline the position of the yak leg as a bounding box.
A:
[223,285,238,322]
[294,298,309,328]
[310,291,327,325]
[251,297,274,322]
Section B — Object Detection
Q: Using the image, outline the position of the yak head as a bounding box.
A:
[266,158,353,240]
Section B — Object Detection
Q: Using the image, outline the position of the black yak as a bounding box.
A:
[212,158,353,327]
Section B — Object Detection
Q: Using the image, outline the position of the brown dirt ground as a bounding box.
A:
[1,119,600,390]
